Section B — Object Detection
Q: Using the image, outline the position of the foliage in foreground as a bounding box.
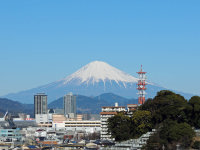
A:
[107,113,132,141]
[107,90,200,149]
[143,120,195,150]
[107,110,152,141]
[131,110,152,138]
[192,141,200,149]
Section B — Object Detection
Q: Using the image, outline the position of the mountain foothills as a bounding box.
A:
[0,98,34,117]
[2,61,193,103]
[0,93,137,115]
[49,93,137,114]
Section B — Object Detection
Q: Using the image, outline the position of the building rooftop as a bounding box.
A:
[127,104,138,106]
[102,106,125,108]
[100,112,118,115]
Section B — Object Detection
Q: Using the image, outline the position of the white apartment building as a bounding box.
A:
[64,120,101,133]
[51,114,101,133]
[100,103,126,140]
[35,114,52,123]
[52,120,101,133]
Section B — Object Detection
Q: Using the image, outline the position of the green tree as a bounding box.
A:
[107,90,196,148]
[107,113,132,141]
[160,120,195,149]
[187,96,200,128]
[131,110,153,138]
[192,141,200,149]
[142,132,165,150]
[145,120,195,150]
[140,90,188,125]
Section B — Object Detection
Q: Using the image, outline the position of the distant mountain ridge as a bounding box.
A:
[48,93,137,114]
[0,98,34,117]
[0,93,137,116]
[0,91,193,116]
[3,61,193,103]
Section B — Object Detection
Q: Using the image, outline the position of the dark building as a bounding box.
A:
[34,93,47,117]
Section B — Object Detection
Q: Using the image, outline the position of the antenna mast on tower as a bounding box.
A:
[137,65,147,105]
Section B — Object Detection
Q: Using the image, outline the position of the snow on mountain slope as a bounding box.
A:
[2,61,193,103]
[61,61,138,86]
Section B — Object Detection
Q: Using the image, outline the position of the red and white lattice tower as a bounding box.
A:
[137,65,147,105]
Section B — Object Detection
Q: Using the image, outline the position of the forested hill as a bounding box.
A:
[0,93,137,116]
[0,98,33,117]
[48,93,137,114]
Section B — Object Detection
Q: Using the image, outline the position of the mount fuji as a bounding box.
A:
[3,61,192,103]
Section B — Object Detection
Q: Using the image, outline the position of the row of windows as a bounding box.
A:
[65,125,100,127]
[0,134,21,137]
[65,123,100,124]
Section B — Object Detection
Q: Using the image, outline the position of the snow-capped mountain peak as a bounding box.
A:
[3,61,193,104]
[62,61,138,85]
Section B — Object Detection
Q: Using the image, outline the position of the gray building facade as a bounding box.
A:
[63,92,76,117]
[34,93,47,117]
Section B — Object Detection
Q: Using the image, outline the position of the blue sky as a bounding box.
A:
[0,1,199,96]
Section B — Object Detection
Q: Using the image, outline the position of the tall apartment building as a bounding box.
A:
[63,92,76,118]
[34,93,47,117]
[100,103,126,140]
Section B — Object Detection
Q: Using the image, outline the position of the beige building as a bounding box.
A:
[100,103,126,140]
[51,114,101,133]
